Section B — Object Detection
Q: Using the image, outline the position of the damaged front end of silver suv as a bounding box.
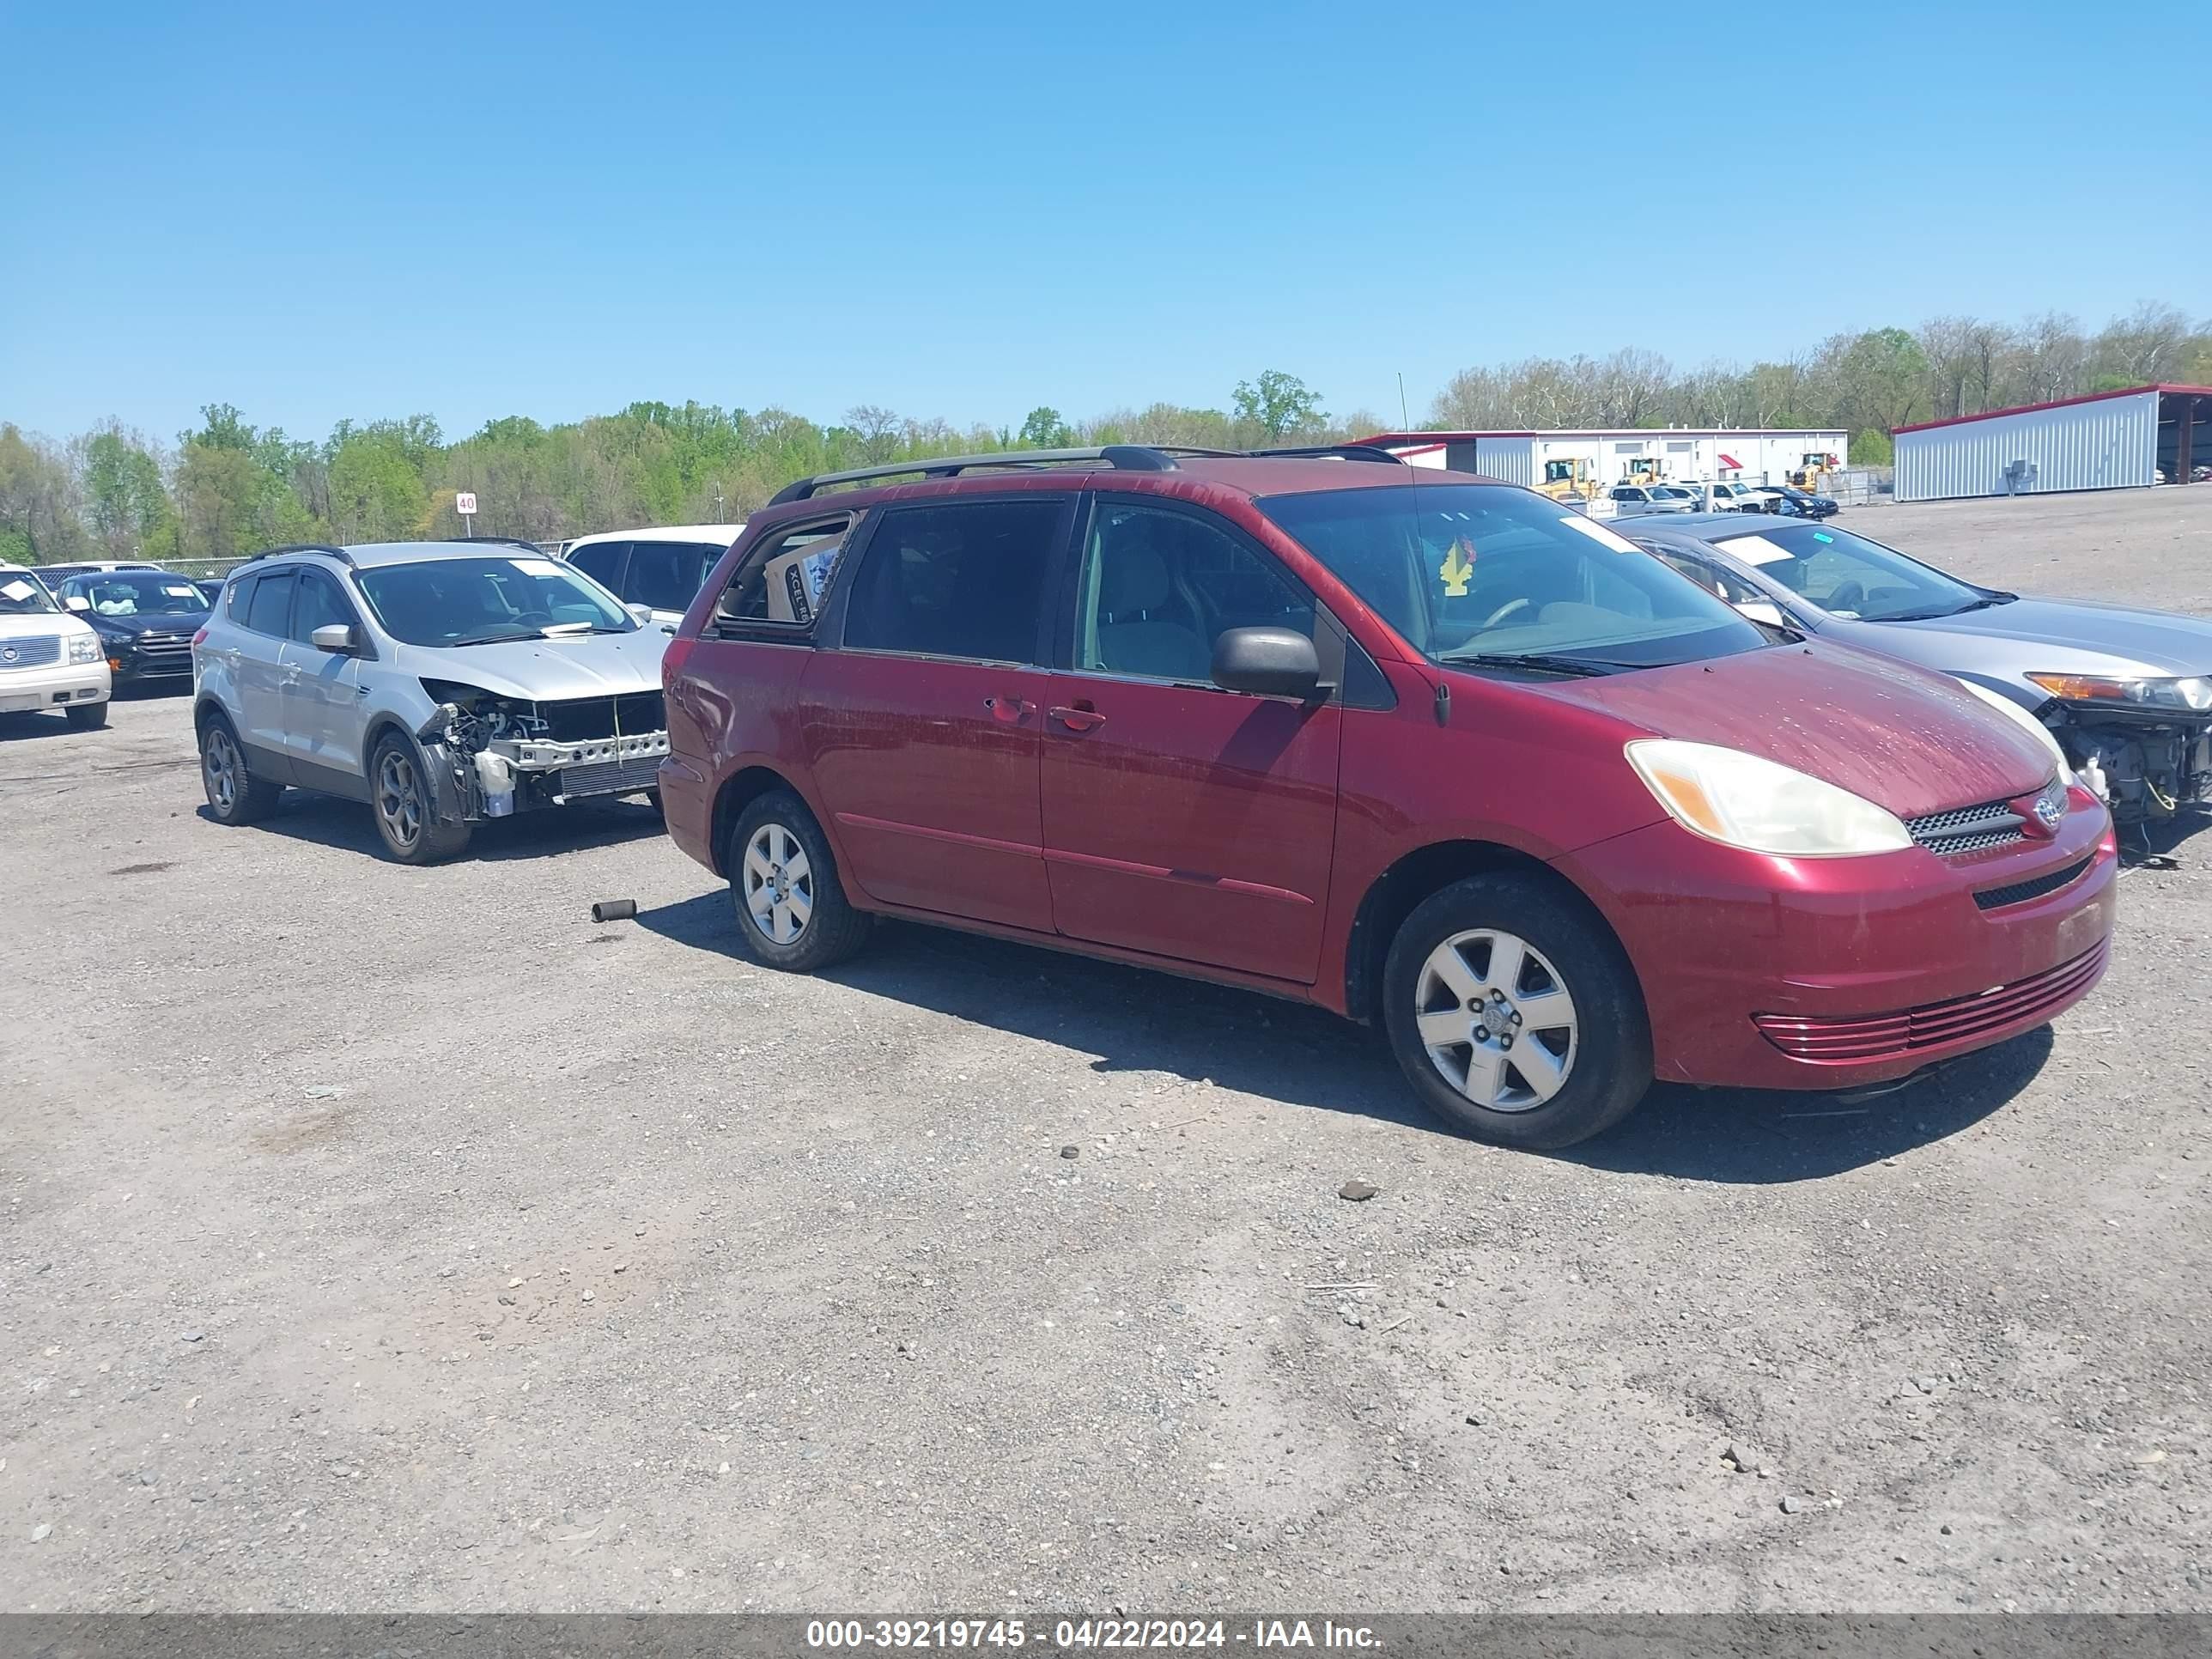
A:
[416,681,670,824]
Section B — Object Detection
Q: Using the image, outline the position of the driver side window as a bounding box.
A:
[1075,502,1314,684]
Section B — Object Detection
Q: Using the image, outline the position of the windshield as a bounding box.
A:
[68,573,211,616]
[1705,522,1990,622]
[353,555,633,647]
[1,572,59,615]
[1257,483,1768,674]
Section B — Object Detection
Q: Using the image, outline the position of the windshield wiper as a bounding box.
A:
[1947,592,2019,615]
[1436,651,1640,678]
[446,629,540,647]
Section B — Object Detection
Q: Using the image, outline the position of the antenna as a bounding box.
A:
[1397,372,1409,428]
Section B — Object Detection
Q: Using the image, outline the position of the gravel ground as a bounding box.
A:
[3,488,2209,1615]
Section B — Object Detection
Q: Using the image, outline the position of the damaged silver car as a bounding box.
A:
[1632,514,2212,831]
[191,540,672,862]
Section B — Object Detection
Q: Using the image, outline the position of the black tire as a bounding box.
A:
[198,710,283,824]
[65,701,108,730]
[726,789,870,972]
[1382,872,1652,1150]
[368,731,472,865]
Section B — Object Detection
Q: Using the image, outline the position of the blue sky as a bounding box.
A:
[6,0,2203,444]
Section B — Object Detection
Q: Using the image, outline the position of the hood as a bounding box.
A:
[1864,597,2212,680]
[82,608,208,639]
[391,628,669,700]
[1522,641,2055,819]
[0,610,93,641]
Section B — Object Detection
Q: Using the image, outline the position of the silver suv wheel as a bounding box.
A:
[376,748,424,850]
[742,821,813,945]
[1413,928,1579,1112]
[204,728,239,813]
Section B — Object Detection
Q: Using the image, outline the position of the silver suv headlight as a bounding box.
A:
[2027,672,2212,714]
[68,632,102,664]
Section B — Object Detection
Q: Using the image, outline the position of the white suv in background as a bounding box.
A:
[561,524,744,626]
[0,562,112,727]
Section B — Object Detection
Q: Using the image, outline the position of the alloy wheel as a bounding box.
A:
[376,750,422,849]
[204,729,238,813]
[742,822,813,945]
[1413,928,1579,1112]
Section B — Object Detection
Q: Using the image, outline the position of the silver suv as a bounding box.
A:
[191,540,672,862]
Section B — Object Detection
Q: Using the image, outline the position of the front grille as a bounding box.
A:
[1905,797,2025,854]
[127,633,195,675]
[1973,856,2094,912]
[559,755,662,797]
[0,635,61,669]
[1753,940,2107,1063]
[538,692,666,743]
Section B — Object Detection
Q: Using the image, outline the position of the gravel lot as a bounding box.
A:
[4,488,2209,1615]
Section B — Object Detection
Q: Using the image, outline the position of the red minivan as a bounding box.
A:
[660,447,2117,1148]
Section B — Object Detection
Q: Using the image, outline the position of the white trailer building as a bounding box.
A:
[1357,428,1847,495]
[1892,384,2212,502]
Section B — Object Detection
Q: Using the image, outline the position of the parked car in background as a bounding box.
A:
[0,562,112,726]
[660,445,2114,1152]
[1631,514,2212,827]
[192,577,228,605]
[561,524,745,628]
[52,568,214,689]
[1707,482,1780,513]
[1767,483,1840,518]
[193,540,672,863]
[33,561,160,584]
[1607,483,1698,516]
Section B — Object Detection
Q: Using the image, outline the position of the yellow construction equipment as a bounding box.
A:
[1537,457,1601,501]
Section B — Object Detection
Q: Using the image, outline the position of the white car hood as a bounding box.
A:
[392,629,669,702]
[0,608,94,642]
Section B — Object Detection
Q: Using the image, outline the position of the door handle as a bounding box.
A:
[1048,706,1107,732]
[983,696,1033,722]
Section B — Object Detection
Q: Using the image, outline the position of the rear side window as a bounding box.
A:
[842,500,1060,665]
[227,574,258,619]
[245,571,295,636]
[627,540,720,613]
[719,518,854,628]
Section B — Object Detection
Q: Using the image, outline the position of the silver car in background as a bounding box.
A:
[191,540,671,862]
[1631,514,2212,829]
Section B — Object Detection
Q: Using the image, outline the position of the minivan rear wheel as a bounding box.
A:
[726,790,871,972]
[1382,873,1651,1149]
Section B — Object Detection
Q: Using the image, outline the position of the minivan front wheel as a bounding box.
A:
[1382,873,1651,1149]
[727,791,870,972]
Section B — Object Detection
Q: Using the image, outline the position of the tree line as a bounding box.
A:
[3,302,2205,568]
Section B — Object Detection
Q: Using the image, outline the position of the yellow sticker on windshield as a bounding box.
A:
[1438,538,1474,597]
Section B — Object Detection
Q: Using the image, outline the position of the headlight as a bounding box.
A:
[1626,739,1912,857]
[2027,672,2212,713]
[68,633,102,664]
[1952,678,2072,780]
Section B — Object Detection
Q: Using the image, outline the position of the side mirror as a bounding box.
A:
[1212,627,1322,699]
[1735,600,1787,629]
[310,623,357,653]
[625,603,653,629]
[64,595,90,612]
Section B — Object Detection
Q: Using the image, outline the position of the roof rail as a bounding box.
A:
[453,536,550,552]
[235,542,356,568]
[1242,444,1407,465]
[769,446,1182,505]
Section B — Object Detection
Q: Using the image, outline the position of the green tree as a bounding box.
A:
[1018,406,1072,447]
[1232,371,1326,441]
[82,426,173,555]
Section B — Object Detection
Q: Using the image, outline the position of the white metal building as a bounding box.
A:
[1893,384,2212,502]
[1358,428,1848,493]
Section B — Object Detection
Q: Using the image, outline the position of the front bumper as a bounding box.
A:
[0,658,112,714]
[100,634,197,683]
[477,729,671,811]
[1556,804,2118,1091]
